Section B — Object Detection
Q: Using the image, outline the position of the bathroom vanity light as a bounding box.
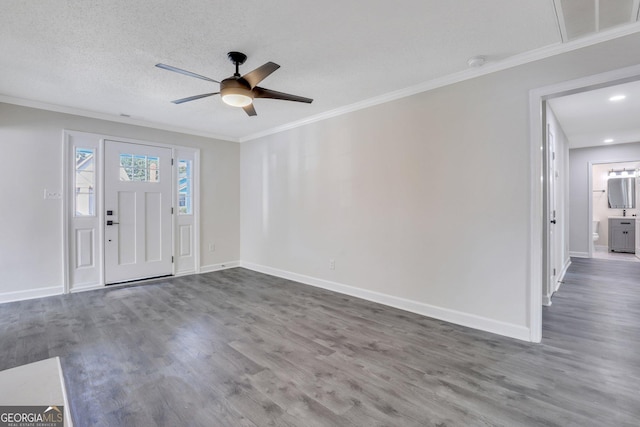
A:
[609,94,626,102]
[608,168,636,178]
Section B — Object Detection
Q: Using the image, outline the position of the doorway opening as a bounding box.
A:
[590,161,640,263]
[530,63,640,342]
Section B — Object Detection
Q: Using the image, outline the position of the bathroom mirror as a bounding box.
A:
[608,177,635,209]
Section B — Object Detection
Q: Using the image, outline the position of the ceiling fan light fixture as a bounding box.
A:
[221,92,253,107]
[220,79,254,107]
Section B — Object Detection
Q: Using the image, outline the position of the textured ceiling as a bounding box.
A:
[0,1,636,141]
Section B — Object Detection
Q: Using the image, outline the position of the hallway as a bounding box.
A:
[542,257,640,424]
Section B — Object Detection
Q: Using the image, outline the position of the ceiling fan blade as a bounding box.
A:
[171,92,219,104]
[253,87,313,103]
[242,62,280,88]
[243,103,257,116]
[156,63,219,83]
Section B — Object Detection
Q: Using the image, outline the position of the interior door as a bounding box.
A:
[547,126,557,293]
[104,140,173,284]
[635,172,640,260]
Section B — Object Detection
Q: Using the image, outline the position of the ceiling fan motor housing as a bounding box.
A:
[220,78,254,107]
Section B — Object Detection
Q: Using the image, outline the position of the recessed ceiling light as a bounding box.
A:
[609,95,626,102]
[604,138,614,143]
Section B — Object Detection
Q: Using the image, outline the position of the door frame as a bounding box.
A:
[529,63,640,342]
[589,159,640,258]
[63,131,200,292]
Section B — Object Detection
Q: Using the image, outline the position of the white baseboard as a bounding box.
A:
[2,261,241,304]
[0,286,63,304]
[239,261,531,342]
[569,251,589,258]
[70,283,104,293]
[200,260,240,273]
[175,269,196,277]
[542,258,571,307]
[4,262,241,303]
[556,258,571,293]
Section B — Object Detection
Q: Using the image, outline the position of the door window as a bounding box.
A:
[119,154,160,182]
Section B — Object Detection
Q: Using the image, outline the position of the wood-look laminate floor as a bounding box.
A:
[1,261,639,426]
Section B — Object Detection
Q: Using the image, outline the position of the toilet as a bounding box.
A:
[593,220,600,243]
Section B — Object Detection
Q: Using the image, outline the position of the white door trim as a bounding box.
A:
[588,162,594,259]
[529,63,640,343]
[63,130,201,292]
[174,148,200,276]
[62,132,70,294]
[63,131,105,293]
[589,158,640,259]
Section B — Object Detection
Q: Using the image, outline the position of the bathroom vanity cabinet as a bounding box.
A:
[609,218,636,253]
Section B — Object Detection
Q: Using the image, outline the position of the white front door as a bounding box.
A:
[104,140,173,284]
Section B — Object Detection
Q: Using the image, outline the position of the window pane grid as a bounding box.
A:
[119,154,160,182]
[178,159,192,215]
[75,148,95,216]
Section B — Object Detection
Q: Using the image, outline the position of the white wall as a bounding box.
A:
[570,145,640,255]
[0,103,240,300]
[241,31,640,340]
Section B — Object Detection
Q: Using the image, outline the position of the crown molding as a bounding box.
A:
[0,95,240,143]
[3,21,640,144]
[240,22,640,142]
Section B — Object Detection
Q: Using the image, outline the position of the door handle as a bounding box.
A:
[106,220,120,226]
[550,220,556,224]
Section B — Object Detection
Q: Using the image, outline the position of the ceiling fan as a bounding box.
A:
[156,51,313,116]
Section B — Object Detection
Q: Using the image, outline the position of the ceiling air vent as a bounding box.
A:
[554,0,640,41]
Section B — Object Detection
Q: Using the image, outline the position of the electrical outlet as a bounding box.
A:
[209,243,216,252]
[329,259,335,270]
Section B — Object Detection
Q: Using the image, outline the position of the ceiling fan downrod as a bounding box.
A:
[227,51,247,77]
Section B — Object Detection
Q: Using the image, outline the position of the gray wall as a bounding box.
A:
[569,141,640,255]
